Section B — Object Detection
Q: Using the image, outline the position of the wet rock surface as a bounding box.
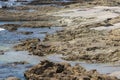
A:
[14,24,120,63]
[14,38,57,56]
[21,21,61,28]
[0,3,65,22]
[13,5,120,64]
[6,77,20,80]
[28,0,120,6]
[24,60,119,80]
[14,38,41,51]
[46,25,120,63]
[0,50,4,55]
[18,31,33,35]
[28,0,77,6]
[0,24,20,31]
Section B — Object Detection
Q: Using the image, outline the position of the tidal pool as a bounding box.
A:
[0,23,63,79]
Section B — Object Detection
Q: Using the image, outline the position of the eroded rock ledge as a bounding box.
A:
[24,60,119,80]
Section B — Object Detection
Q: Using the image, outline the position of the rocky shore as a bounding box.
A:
[14,3,120,63]
[24,60,119,80]
[1,0,120,79]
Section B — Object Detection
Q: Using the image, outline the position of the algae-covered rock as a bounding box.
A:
[24,60,118,80]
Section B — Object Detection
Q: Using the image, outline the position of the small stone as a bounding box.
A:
[0,50,4,55]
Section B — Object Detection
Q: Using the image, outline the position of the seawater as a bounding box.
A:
[0,24,62,79]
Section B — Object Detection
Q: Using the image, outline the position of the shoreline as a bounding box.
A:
[0,0,120,79]
[14,5,120,80]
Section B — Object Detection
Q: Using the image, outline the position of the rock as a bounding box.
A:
[86,46,101,51]
[24,60,119,80]
[0,50,4,55]
[0,24,20,31]
[18,31,33,35]
[109,71,120,79]
[14,38,40,51]
[6,77,20,80]
[79,76,90,80]
[21,21,56,28]
[109,29,120,41]
[28,0,77,6]
[14,38,58,56]
[12,61,29,65]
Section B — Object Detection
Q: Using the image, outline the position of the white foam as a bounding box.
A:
[0,28,5,31]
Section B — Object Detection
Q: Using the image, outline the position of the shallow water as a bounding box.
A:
[0,27,62,44]
[7,9,36,13]
[0,51,41,64]
[0,51,47,80]
[0,63,31,80]
[46,54,120,78]
[0,23,63,79]
[0,0,74,8]
[0,21,22,25]
[0,48,50,80]
[0,0,33,8]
